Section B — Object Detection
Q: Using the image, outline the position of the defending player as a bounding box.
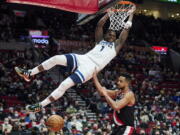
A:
[15,11,135,112]
[93,72,135,135]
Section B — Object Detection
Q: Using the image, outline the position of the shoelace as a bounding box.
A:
[24,71,30,76]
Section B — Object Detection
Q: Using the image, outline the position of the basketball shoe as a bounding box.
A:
[14,67,31,82]
[26,103,42,113]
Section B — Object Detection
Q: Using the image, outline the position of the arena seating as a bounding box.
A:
[0,3,179,135]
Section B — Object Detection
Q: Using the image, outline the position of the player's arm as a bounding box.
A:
[93,73,133,110]
[93,72,119,99]
[115,13,134,53]
[103,91,134,111]
[106,89,119,99]
[95,13,109,43]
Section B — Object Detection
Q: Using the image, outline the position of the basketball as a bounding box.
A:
[46,115,64,132]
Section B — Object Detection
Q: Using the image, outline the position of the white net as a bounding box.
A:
[108,1,135,31]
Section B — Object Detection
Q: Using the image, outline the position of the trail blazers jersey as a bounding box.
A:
[113,92,134,127]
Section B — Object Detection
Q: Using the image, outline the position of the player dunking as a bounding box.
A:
[15,11,135,112]
[93,72,135,135]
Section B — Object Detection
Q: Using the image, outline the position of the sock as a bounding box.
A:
[39,98,51,107]
[29,67,39,76]
[40,77,75,107]
[30,55,67,76]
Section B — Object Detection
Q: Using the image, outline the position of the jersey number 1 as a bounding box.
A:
[100,46,105,51]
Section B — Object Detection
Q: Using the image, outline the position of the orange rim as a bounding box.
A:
[118,1,135,6]
[109,1,136,12]
[110,9,130,12]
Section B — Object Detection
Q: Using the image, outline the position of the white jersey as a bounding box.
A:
[85,40,117,70]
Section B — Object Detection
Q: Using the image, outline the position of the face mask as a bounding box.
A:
[42,110,46,114]
[15,113,19,117]
[0,107,3,111]
[64,102,68,105]
[83,119,86,122]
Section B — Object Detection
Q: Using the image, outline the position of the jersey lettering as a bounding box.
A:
[100,46,105,51]
[100,40,113,48]
[85,40,116,70]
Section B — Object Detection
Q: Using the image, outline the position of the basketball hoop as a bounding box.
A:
[108,1,136,31]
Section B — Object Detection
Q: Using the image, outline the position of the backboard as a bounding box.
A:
[77,0,122,25]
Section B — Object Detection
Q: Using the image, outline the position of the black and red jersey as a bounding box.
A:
[113,92,134,127]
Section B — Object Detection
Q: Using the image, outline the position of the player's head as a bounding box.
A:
[117,73,131,89]
[104,29,116,42]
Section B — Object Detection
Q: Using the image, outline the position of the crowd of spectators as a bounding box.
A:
[1,4,180,52]
[76,46,180,135]
[0,46,179,135]
[0,2,180,135]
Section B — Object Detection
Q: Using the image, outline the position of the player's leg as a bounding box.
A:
[26,77,75,112]
[15,54,77,82]
[30,55,67,75]
[15,55,67,81]
[26,68,85,112]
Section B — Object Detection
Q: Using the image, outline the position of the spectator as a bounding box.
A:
[0,4,179,134]
[37,119,48,134]
[2,118,12,134]
[66,105,78,114]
